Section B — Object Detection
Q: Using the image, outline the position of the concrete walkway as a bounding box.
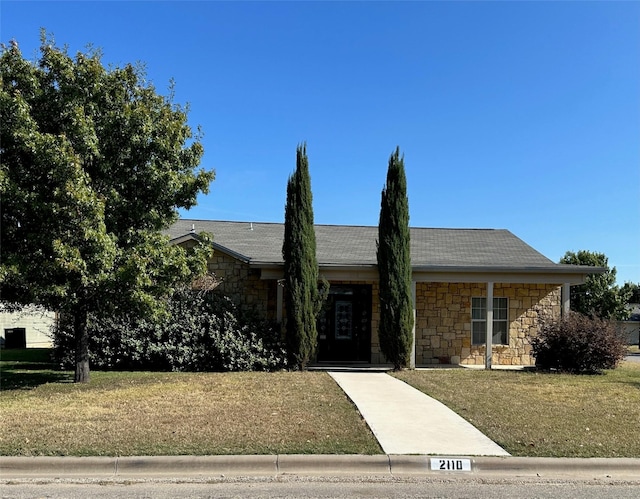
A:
[329,371,509,456]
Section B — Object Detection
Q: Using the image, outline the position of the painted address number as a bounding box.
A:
[430,458,472,472]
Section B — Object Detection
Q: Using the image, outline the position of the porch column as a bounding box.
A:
[410,280,416,369]
[485,281,494,370]
[562,283,571,317]
[277,282,283,324]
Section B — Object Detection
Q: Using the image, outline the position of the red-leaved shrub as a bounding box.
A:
[531,312,626,374]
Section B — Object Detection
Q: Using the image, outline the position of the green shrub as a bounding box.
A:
[53,289,288,372]
[531,312,626,374]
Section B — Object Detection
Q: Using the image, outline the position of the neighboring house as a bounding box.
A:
[0,305,55,349]
[617,304,640,345]
[168,219,601,367]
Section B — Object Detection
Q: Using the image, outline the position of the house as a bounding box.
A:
[168,219,601,367]
[617,304,640,345]
[0,305,55,349]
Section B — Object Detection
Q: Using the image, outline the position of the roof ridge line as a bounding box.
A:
[178,218,506,231]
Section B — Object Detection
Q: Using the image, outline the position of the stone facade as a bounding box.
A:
[322,280,560,366]
[205,252,277,322]
[415,282,561,366]
[200,245,562,366]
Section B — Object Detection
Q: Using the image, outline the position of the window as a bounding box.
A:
[471,297,508,345]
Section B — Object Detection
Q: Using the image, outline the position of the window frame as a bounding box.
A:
[471,297,509,346]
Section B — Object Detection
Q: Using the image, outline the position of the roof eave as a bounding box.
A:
[411,264,607,275]
[410,265,605,285]
[255,262,603,284]
[169,233,200,245]
[170,233,252,264]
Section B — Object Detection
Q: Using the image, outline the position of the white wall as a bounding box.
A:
[0,305,55,348]
[617,321,640,345]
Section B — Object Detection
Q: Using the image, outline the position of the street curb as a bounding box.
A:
[1,456,116,477]
[472,456,640,479]
[278,454,390,475]
[1,455,639,480]
[118,455,278,476]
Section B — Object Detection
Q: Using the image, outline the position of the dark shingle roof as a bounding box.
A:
[168,219,566,271]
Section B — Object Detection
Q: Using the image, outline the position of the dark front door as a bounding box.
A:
[317,285,371,362]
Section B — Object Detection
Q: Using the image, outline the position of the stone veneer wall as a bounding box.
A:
[179,240,563,367]
[415,282,561,366]
[206,252,275,321]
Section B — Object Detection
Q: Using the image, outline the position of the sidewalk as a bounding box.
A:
[328,371,509,456]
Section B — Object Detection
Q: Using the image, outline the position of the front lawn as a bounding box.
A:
[0,350,380,456]
[2,349,639,457]
[395,361,640,458]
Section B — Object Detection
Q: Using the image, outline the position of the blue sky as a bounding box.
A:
[2,1,639,285]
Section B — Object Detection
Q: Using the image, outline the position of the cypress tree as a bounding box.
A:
[377,147,414,370]
[282,143,325,369]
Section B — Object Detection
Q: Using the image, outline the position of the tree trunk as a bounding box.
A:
[74,299,90,383]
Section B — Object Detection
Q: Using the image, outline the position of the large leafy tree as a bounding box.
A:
[0,35,214,382]
[377,147,414,370]
[282,143,326,369]
[621,282,640,304]
[560,250,631,320]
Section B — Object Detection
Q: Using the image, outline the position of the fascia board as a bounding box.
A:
[169,234,200,245]
[411,265,606,284]
[258,263,602,285]
[210,242,251,264]
[257,264,377,281]
[170,233,251,264]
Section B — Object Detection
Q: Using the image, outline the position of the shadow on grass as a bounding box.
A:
[1,348,73,390]
[0,369,73,390]
[0,348,53,363]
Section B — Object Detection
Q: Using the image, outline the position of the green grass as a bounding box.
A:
[394,362,640,458]
[2,349,640,458]
[0,350,381,457]
[0,348,71,390]
[0,348,53,363]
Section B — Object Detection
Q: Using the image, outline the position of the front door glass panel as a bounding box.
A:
[335,301,353,340]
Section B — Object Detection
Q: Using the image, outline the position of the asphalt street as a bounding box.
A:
[3,476,640,499]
